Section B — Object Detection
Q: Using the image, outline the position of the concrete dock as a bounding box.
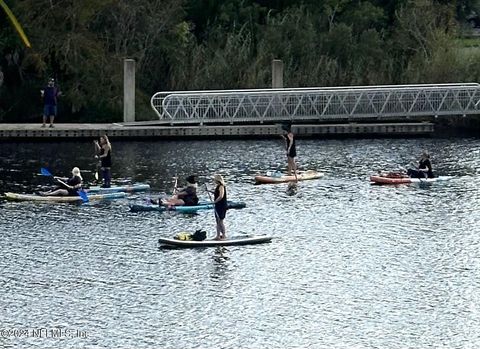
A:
[0,122,434,140]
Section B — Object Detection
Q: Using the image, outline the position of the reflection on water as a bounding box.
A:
[0,137,480,349]
[210,247,231,279]
[286,181,298,196]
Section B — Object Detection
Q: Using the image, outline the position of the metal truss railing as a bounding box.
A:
[150,83,480,124]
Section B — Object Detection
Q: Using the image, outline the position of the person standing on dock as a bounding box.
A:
[94,135,112,188]
[41,78,61,128]
[280,123,297,179]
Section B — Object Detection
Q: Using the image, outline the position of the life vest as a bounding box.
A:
[174,232,192,240]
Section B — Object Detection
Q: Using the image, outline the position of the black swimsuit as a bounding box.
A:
[286,134,296,158]
[419,158,434,178]
[214,184,228,220]
[64,175,82,196]
[179,186,198,206]
[100,148,112,168]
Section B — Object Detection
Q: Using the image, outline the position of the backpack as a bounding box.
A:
[192,229,207,241]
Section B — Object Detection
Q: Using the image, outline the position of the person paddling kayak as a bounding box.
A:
[41,167,83,196]
[280,123,297,179]
[407,150,434,178]
[157,175,199,207]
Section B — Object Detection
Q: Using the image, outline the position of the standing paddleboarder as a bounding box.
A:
[281,123,297,180]
[212,174,227,240]
[94,135,112,188]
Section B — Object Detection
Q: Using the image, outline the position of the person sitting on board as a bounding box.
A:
[160,175,199,207]
[280,122,297,179]
[407,151,434,179]
[212,174,227,240]
[41,167,83,196]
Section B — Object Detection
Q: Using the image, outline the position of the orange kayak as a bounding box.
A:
[370,174,452,184]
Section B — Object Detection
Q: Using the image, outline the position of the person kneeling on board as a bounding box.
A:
[41,167,83,196]
[158,175,199,207]
[407,151,434,179]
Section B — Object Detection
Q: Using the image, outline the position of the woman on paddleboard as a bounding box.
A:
[160,175,199,207]
[280,123,297,177]
[407,150,434,178]
[41,167,83,196]
[212,174,227,240]
[94,135,112,188]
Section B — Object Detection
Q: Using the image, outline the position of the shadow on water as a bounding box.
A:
[210,247,233,285]
[286,182,298,196]
[212,246,230,265]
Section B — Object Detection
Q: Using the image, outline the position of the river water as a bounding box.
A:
[0,137,479,349]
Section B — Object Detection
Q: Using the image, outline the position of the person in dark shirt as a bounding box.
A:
[160,175,199,207]
[41,167,83,196]
[280,123,297,179]
[407,151,434,178]
[212,174,227,240]
[41,78,61,128]
[94,135,112,188]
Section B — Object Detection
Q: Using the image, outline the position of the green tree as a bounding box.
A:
[0,0,30,47]
[1,0,478,122]
[6,0,185,121]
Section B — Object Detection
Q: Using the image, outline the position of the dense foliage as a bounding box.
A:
[1,0,480,122]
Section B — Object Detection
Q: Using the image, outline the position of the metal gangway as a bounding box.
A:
[150,83,480,125]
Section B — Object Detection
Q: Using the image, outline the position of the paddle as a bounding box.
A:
[172,176,178,195]
[204,183,218,237]
[40,167,89,203]
[93,139,101,183]
[148,176,177,206]
[204,183,215,207]
[78,189,89,203]
[40,167,54,177]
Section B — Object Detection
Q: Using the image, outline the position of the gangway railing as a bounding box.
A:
[150,83,480,124]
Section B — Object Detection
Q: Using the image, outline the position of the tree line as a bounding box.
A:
[1,0,479,122]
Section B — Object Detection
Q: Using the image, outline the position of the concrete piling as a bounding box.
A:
[123,59,136,123]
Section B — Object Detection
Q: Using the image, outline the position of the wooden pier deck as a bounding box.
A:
[0,122,434,140]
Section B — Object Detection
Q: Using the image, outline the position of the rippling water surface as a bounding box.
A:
[1,137,480,349]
